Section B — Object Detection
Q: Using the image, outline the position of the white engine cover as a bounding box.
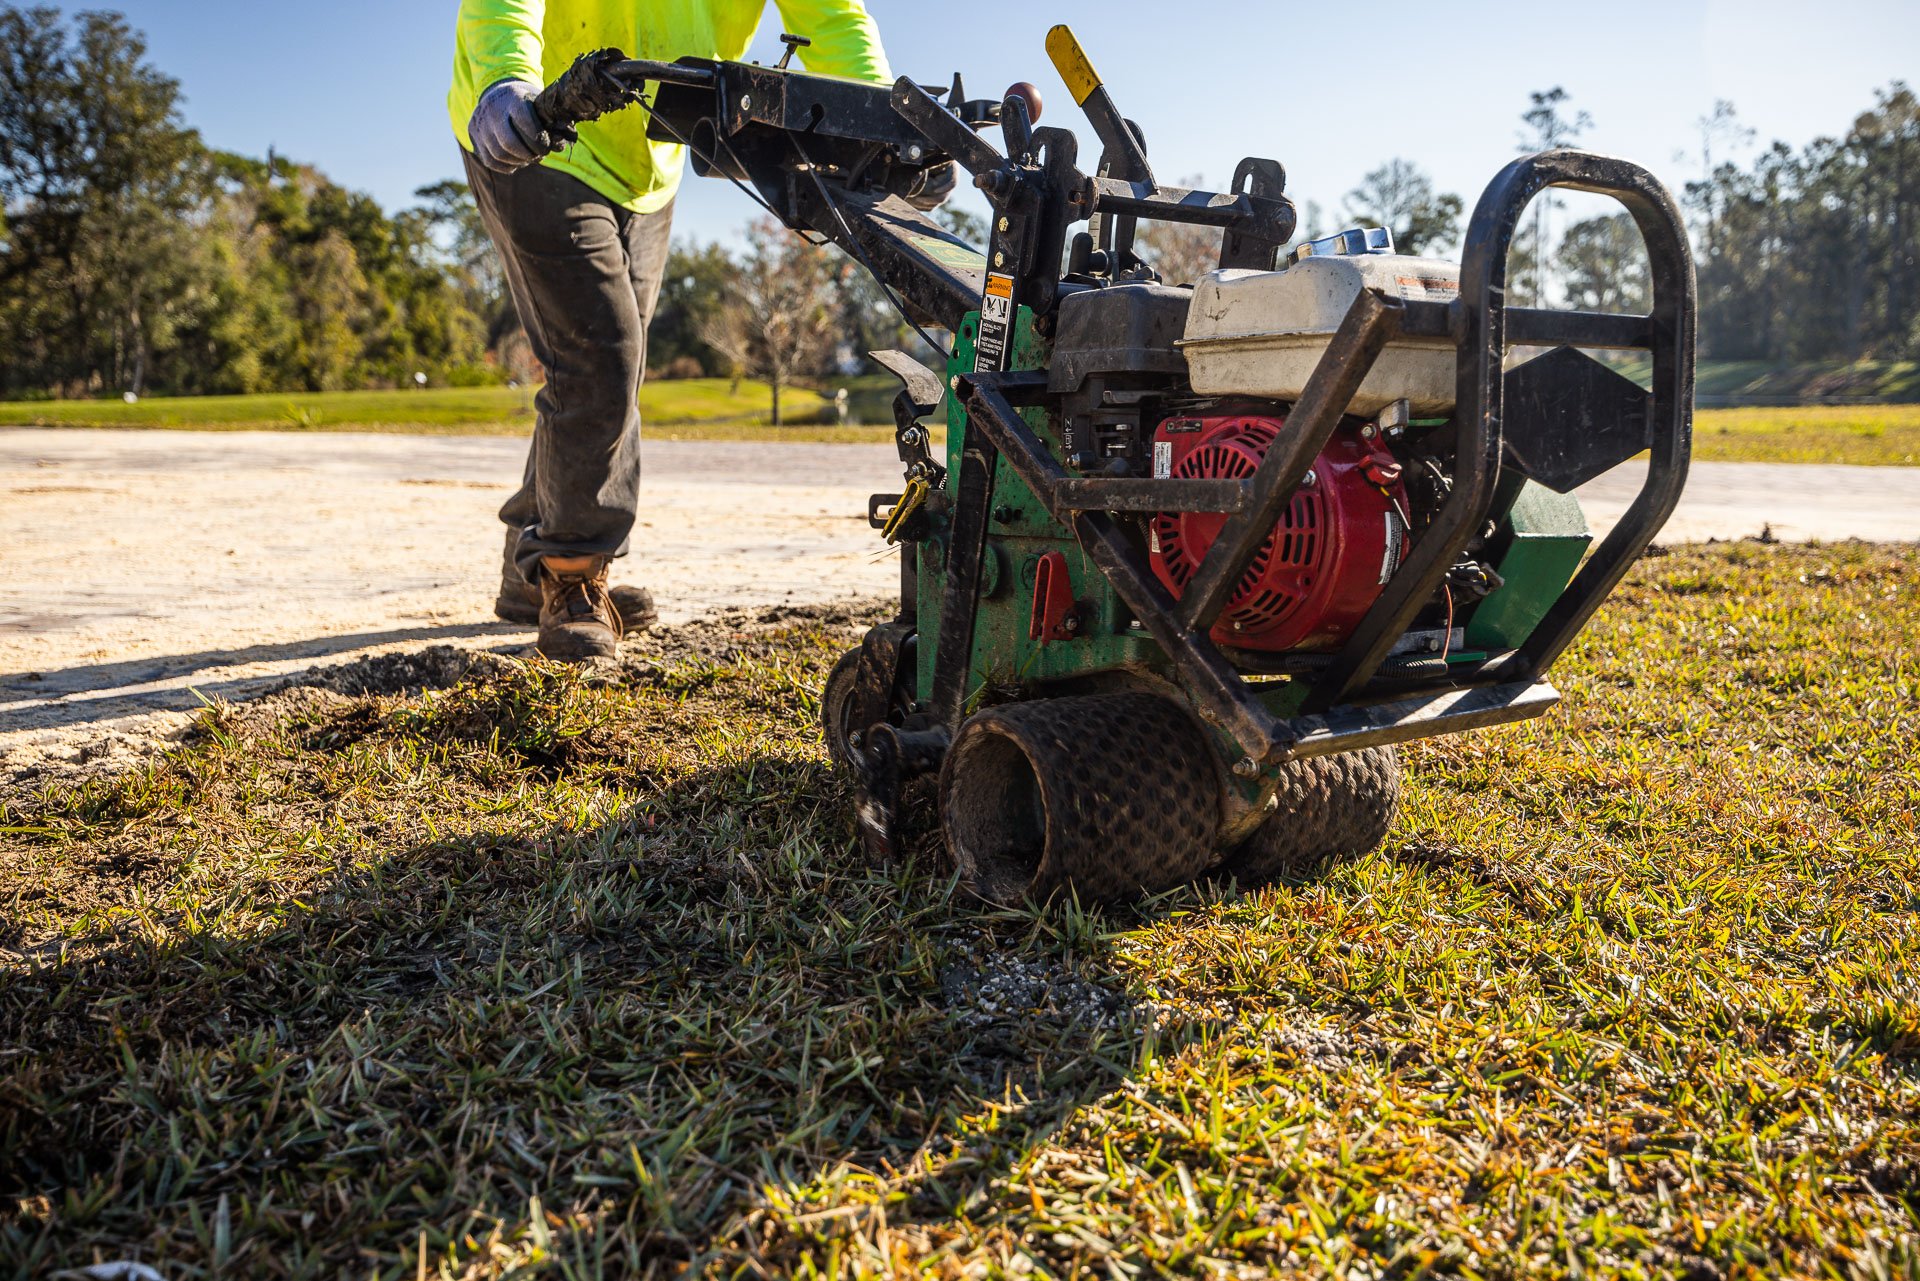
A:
[1181,255,1462,415]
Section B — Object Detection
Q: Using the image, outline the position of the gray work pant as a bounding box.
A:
[463,152,674,584]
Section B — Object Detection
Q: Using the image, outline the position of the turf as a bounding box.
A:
[1690,404,1920,467]
[2,543,1917,1278]
[6,383,1920,467]
[0,381,898,443]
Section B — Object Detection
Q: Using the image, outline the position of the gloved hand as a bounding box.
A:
[906,160,957,212]
[469,79,549,174]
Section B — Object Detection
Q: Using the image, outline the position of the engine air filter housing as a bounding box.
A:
[1149,414,1409,653]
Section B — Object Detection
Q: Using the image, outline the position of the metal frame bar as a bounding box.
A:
[1176,289,1402,631]
[1053,477,1250,513]
[956,373,1291,761]
[1306,149,1695,711]
[955,373,1565,764]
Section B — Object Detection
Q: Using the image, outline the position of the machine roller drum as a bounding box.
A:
[940,692,1222,904]
[1221,746,1401,885]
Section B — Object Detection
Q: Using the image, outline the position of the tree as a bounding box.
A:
[410,179,505,325]
[1691,82,1920,363]
[934,204,989,247]
[1514,87,1593,306]
[1557,213,1650,314]
[696,219,842,424]
[1681,100,1754,260]
[1133,177,1223,286]
[649,240,735,376]
[1342,159,1464,256]
[0,5,212,396]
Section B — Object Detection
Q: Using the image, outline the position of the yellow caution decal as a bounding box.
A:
[1046,25,1102,106]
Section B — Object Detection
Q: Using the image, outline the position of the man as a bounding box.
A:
[450,1,898,659]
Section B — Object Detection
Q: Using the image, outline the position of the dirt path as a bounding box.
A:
[5,427,1917,781]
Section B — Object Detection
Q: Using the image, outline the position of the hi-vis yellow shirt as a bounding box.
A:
[449,0,892,213]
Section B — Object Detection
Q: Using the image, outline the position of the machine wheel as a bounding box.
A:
[939,692,1221,905]
[820,629,917,777]
[1221,746,1401,886]
[819,647,864,775]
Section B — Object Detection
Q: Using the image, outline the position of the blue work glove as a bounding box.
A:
[469,79,549,174]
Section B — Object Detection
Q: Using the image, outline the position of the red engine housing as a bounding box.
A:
[1149,414,1409,652]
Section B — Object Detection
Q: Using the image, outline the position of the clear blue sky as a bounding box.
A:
[94,0,1920,246]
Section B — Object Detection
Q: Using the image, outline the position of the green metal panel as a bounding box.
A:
[913,309,1163,708]
[1465,478,1593,651]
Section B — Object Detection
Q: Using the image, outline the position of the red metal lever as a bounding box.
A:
[1030,551,1081,643]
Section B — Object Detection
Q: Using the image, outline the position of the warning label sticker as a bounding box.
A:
[1396,274,1460,301]
[1380,510,1407,584]
[974,272,1016,372]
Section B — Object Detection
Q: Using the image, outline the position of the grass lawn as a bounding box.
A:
[7,382,1920,466]
[1690,404,1920,467]
[2,542,1917,1277]
[0,380,899,444]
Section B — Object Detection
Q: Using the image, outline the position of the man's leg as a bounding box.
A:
[466,153,656,652]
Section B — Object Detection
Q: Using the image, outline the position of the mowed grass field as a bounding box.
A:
[2,541,1916,1278]
[1692,403,1920,467]
[0,380,897,444]
[5,386,1919,465]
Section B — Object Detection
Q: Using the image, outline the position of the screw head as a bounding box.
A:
[905,144,923,161]
[1302,469,1318,488]
[1361,423,1377,439]
[1233,757,1259,779]
[739,94,753,112]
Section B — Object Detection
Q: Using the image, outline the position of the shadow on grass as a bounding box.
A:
[0,750,1199,1277]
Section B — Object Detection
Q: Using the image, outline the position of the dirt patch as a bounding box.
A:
[0,599,890,814]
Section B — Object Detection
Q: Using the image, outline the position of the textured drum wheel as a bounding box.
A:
[819,647,863,775]
[940,692,1222,905]
[1221,746,1401,885]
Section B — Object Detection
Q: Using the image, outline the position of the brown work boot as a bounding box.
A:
[536,555,623,661]
[496,547,657,632]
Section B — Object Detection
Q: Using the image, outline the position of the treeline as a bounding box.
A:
[0,7,498,398]
[1146,84,1920,368]
[2,4,1916,403]
[1691,86,1920,363]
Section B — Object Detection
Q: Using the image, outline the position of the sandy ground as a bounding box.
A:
[4,427,1918,781]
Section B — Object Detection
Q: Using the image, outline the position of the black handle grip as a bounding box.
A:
[531,48,645,150]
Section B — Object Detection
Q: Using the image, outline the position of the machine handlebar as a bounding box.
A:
[530,49,714,151]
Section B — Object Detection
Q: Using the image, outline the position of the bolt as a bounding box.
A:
[1302,469,1318,488]
[1063,615,1079,632]
[739,94,753,112]
[1361,423,1377,439]
[993,504,1017,523]
[902,426,924,446]
[992,251,1006,268]
[949,375,962,392]
[1233,757,1259,779]
[997,216,1010,233]
[905,144,923,161]
[1232,620,1245,631]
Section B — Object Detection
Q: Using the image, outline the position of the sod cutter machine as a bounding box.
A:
[532,26,1695,904]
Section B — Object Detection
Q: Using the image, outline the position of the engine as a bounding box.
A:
[1148,414,1409,652]
[1048,246,1461,657]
